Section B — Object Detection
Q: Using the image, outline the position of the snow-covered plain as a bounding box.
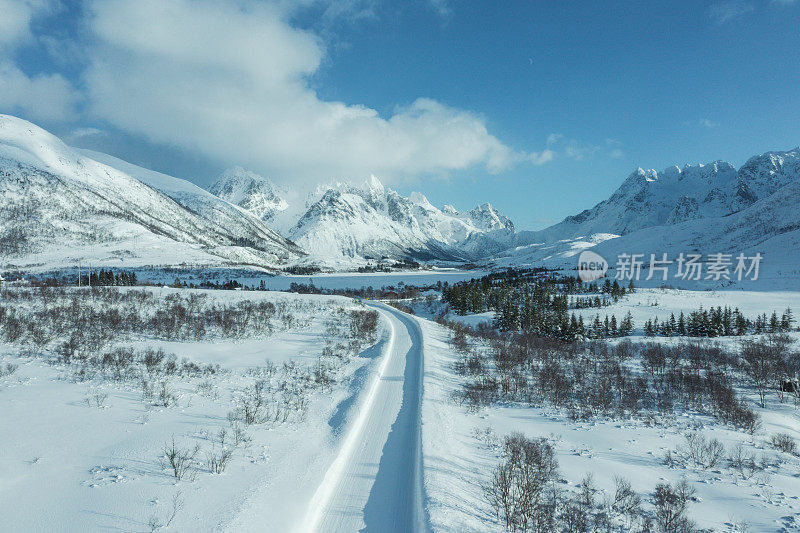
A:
[3,278,800,532]
[0,288,390,531]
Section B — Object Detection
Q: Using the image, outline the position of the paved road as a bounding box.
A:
[300,302,428,533]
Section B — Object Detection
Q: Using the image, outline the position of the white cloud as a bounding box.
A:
[0,61,79,121]
[709,1,754,24]
[0,0,52,46]
[529,149,555,165]
[564,140,601,160]
[547,136,622,160]
[428,0,452,18]
[79,0,534,185]
[0,1,78,122]
[69,127,105,138]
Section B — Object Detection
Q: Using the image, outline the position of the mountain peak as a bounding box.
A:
[408,191,434,209]
[366,174,385,193]
[209,166,287,222]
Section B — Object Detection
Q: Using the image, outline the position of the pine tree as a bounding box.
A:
[619,311,634,336]
[770,311,780,333]
[781,307,794,332]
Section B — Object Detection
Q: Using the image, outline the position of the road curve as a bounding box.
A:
[299,301,428,533]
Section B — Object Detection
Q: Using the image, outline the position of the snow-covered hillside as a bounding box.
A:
[0,115,303,272]
[212,170,517,267]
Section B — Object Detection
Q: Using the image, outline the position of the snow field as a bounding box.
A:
[417,289,800,531]
[0,287,387,531]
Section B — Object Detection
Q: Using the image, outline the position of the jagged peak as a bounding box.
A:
[408,191,434,209]
[625,167,658,183]
[365,174,385,193]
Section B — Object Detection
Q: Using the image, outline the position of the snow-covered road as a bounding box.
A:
[300,302,428,532]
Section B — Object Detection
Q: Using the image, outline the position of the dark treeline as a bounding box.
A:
[81,268,138,287]
[282,265,322,275]
[284,280,438,301]
[644,306,794,338]
[442,269,634,339]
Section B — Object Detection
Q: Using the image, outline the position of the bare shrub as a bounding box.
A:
[232,380,268,425]
[160,438,199,481]
[684,433,726,469]
[769,433,797,455]
[484,433,559,531]
[229,421,251,448]
[155,381,178,408]
[0,363,18,377]
[147,491,184,531]
[653,480,697,533]
[741,337,783,408]
[86,391,109,408]
[728,443,760,479]
[349,309,379,346]
[612,476,642,528]
[206,445,233,474]
[196,379,218,399]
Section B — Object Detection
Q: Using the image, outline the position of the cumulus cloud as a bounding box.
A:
[0,0,53,45]
[0,61,79,121]
[0,1,79,121]
[78,0,532,185]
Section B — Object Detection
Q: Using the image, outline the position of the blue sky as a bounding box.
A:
[1,0,799,229]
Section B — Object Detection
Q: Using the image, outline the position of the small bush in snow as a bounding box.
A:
[484,433,559,531]
[160,438,199,481]
[206,445,233,474]
[147,491,184,531]
[769,433,797,455]
[727,443,761,479]
[653,480,698,533]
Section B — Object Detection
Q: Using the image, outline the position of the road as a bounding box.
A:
[299,302,428,533]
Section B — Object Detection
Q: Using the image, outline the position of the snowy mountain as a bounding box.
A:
[517,149,800,245]
[211,171,517,266]
[288,177,518,266]
[495,148,800,286]
[209,167,289,225]
[0,115,303,272]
